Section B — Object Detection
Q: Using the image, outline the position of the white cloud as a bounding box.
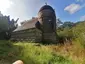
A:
[0,0,45,25]
[80,15,85,21]
[64,3,81,14]
[64,3,85,14]
[76,0,83,2]
[0,0,13,13]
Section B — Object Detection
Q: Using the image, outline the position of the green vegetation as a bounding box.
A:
[72,21,85,48]
[0,15,18,40]
[57,21,85,48]
[56,21,85,64]
[0,41,73,64]
[0,16,18,32]
[0,21,85,64]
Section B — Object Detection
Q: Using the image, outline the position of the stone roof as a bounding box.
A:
[14,18,38,32]
[39,5,54,12]
[13,5,55,32]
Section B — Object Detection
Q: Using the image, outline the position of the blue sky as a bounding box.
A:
[0,0,85,24]
[48,0,85,22]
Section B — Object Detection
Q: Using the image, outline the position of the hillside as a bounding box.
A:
[0,41,74,64]
[0,21,85,64]
[57,21,85,47]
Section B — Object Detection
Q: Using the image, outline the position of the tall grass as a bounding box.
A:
[14,42,73,64]
[56,21,85,64]
[0,41,73,64]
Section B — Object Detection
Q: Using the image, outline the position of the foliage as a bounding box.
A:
[57,21,85,48]
[57,21,75,30]
[0,16,18,32]
[57,27,73,38]
[0,15,19,39]
[72,21,85,48]
[15,42,73,64]
[0,41,73,64]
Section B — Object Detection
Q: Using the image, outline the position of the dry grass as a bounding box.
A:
[45,42,85,64]
[0,40,85,64]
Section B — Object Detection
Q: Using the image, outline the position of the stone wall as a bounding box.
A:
[11,28,42,42]
[42,32,57,43]
[11,28,57,43]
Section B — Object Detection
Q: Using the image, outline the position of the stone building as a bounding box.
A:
[11,5,57,43]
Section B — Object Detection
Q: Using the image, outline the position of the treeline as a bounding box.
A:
[57,21,85,48]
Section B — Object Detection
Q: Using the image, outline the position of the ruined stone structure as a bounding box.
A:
[37,5,57,43]
[11,5,57,43]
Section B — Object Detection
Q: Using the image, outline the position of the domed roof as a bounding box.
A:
[39,5,54,12]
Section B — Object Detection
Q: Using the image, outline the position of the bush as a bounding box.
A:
[57,21,85,48]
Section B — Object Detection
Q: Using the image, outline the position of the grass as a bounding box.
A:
[0,40,74,64]
[0,40,85,64]
[56,21,85,64]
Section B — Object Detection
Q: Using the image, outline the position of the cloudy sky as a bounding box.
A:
[0,0,85,24]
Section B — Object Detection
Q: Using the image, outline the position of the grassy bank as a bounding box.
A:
[0,40,74,64]
[0,40,85,64]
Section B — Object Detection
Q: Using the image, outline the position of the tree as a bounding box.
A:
[0,13,19,40]
[61,21,75,28]
[56,18,63,29]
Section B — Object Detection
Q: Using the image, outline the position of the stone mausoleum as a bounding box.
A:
[11,5,57,43]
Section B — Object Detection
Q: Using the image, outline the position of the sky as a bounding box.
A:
[0,0,85,25]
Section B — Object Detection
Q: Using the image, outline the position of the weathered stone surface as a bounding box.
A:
[11,28,42,42]
[42,32,57,43]
[38,5,57,43]
[11,5,57,43]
